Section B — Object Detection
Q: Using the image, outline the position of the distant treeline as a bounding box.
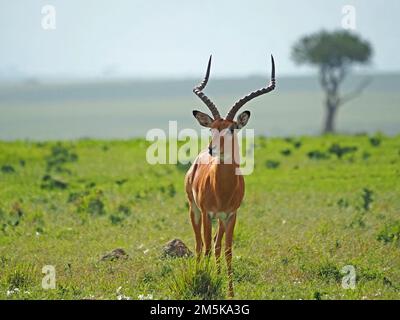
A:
[0,73,399,105]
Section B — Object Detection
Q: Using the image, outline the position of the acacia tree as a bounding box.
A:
[292,30,372,133]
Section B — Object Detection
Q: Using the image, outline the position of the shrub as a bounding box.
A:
[41,174,68,190]
[361,188,373,211]
[328,143,358,159]
[369,136,382,147]
[76,189,106,216]
[45,143,78,173]
[307,150,329,160]
[280,149,292,156]
[265,160,280,169]
[1,165,15,174]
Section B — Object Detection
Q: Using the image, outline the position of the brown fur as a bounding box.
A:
[185,119,245,298]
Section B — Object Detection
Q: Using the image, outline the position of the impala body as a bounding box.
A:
[185,55,276,297]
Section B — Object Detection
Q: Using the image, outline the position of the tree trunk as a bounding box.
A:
[323,99,338,134]
[319,66,348,134]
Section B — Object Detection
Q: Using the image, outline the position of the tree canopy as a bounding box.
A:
[292,30,372,69]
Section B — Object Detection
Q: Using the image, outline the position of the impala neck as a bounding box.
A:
[213,148,241,187]
[210,134,241,185]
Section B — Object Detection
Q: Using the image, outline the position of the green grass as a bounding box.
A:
[0,134,399,300]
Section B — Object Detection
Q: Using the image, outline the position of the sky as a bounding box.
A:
[0,0,399,79]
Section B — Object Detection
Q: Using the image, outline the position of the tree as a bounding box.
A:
[291,30,372,133]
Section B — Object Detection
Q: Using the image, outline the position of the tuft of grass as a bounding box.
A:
[168,258,225,300]
[349,212,366,228]
[337,198,349,209]
[362,151,371,160]
[377,221,400,245]
[109,205,132,225]
[160,183,176,198]
[6,264,36,290]
[1,203,25,228]
[316,262,341,283]
[115,179,128,186]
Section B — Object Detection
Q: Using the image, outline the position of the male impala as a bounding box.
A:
[185,55,276,297]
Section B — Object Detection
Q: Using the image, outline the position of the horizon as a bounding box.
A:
[2,70,400,85]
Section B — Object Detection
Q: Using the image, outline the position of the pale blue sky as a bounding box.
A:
[0,0,399,79]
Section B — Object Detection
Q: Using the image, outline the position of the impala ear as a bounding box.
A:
[193,110,214,127]
[236,111,250,129]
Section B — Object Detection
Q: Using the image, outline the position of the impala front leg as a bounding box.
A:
[189,202,202,258]
[224,212,237,298]
[202,210,212,257]
[214,219,225,273]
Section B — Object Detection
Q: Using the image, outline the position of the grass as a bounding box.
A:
[0,134,399,300]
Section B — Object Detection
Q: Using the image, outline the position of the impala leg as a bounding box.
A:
[224,212,237,298]
[214,219,225,273]
[189,202,202,258]
[202,211,212,257]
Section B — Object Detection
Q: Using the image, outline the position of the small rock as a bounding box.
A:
[100,248,128,261]
[162,239,192,258]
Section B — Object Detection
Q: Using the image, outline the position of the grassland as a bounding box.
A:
[0,134,399,300]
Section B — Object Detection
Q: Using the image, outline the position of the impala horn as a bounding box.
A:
[226,55,276,121]
[193,55,221,120]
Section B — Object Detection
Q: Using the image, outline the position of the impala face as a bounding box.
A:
[192,111,250,163]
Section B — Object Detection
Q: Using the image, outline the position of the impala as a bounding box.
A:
[185,55,276,297]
